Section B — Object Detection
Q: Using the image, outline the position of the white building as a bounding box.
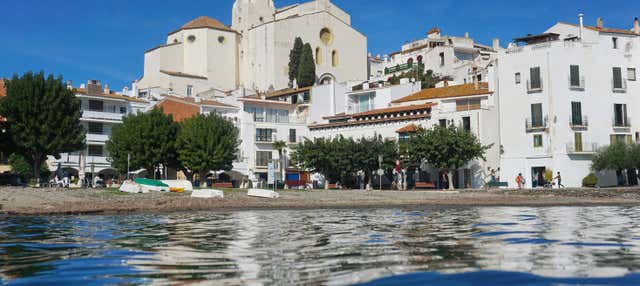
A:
[49,80,149,184]
[493,16,640,188]
[136,0,367,98]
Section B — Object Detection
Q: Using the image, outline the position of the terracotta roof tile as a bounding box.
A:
[73,88,148,103]
[310,104,435,130]
[160,70,207,80]
[560,22,639,36]
[396,124,421,133]
[169,16,237,35]
[352,103,436,118]
[265,86,312,99]
[392,83,491,104]
[0,79,6,97]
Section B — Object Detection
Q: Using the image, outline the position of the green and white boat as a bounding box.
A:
[134,178,170,192]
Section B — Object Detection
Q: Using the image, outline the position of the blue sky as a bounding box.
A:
[1,0,638,90]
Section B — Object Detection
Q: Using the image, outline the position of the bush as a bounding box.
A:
[582,173,598,187]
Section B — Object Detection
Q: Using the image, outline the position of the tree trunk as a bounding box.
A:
[447,170,455,190]
[199,171,207,188]
[33,157,41,187]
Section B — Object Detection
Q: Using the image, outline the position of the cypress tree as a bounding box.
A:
[0,71,85,184]
[297,43,316,88]
[288,37,304,83]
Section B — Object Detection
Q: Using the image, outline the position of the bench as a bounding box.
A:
[213,182,234,189]
[286,180,307,187]
[328,183,339,189]
[415,182,436,189]
[488,181,509,188]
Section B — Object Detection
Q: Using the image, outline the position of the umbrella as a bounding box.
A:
[56,162,63,179]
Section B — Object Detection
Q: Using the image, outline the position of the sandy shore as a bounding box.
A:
[1,187,640,215]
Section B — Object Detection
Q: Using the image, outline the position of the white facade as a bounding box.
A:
[494,20,640,188]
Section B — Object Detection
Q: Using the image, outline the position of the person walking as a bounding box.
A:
[554,172,565,188]
[516,173,525,189]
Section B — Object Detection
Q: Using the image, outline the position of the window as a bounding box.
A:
[439,52,445,66]
[456,98,481,112]
[399,133,411,143]
[612,37,618,49]
[515,73,521,84]
[218,36,226,44]
[613,67,623,89]
[462,117,471,132]
[187,35,196,43]
[88,145,103,157]
[88,100,104,111]
[119,107,127,114]
[529,67,541,90]
[302,91,310,103]
[628,68,637,81]
[531,103,543,127]
[289,129,297,143]
[277,110,289,123]
[571,102,582,125]
[355,92,375,113]
[332,50,338,67]
[610,134,632,145]
[256,151,272,167]
[186,85,193,97]
[88,122,103,134]
[320,28,333,45]
[533,134,543,148]
[569,65,580,87]
[315,47,322,65]
[265,109,277,122]
[256,128,273,142]
[636,132,639,143]
[439,119,447,127]
[254,107,264,122]
[613,103,628,127]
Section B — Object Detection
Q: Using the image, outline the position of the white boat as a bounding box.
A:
[161,180,194,192]
[119,180,147,194]
[191,189,225,199]
[247,189,280,199]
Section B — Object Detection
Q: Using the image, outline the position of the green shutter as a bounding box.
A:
[613,67,623,88]
[570,65,580,87]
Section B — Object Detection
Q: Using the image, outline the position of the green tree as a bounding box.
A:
[273,140,287,181]
[288,37,304,84]
[8,153,49,182]
[176,114,239,183]
[297,43,316,87]
[106,108,178,178]
[351,135,398,187]
[592,142,633,186]
[291,137,340,184]
[421,69,437,89]
[0,72,85,184]
[406,125,491,190]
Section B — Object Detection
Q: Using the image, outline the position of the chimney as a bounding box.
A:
[634,17,639,34]
[492,38,500,50]
[103,84,110,94]
[579,13,584,39]
[194,96,201,103]
[464,32,469,38]
[596,17,603,28]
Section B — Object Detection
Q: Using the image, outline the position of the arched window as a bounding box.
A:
[316,47,322,65]
[332,50,338,67]
[407,58,414,65]
[417,55,423,63]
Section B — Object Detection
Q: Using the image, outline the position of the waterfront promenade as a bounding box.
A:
[2,187,640,215]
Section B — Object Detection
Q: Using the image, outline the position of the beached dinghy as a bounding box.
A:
[247,189,280,199]
[119,180,146,194]
[161,180,193,192]
[134,178,170,192]
[191,189,224,199]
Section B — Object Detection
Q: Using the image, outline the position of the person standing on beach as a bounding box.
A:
[554,172,565,188]
[516,173,524,189]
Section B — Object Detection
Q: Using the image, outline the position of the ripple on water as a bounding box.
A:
[0,207,639,285]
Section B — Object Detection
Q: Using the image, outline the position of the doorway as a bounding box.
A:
[531,167,546,188]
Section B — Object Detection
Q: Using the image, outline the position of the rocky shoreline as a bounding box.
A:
[1,187,640,215]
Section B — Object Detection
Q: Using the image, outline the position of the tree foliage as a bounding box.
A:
[405,125,491,189]
[8,153,49,181]
[288,37,304,83]
[297,43,316,88]
[591,142,633,172]
[176,114,239,180]
[106,108,178,176]
[0,71,85,183]
[291,135,397,184]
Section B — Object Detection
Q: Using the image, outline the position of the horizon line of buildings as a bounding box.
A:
[1,0,639,189]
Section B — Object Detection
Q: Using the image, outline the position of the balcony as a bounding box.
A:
[525,116,548,132]
[526,79,543,93]
[612,117,631,130]
[569,116,588,130]
[255,134,276,144]
[612,78,627,93]
[82,110,124,122]
[568,76,585,91]
[384,62,424,75]
[86,133,110,143]
[566,142,599,155]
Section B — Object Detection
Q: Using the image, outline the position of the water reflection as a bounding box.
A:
[0,207,639,285]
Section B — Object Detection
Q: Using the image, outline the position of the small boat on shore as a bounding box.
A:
[191,189,224,199]
[134,178,169,192]
[247,189,280,199]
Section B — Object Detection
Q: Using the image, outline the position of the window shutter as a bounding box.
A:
[613,67,622,88]
[610,135,616,144]
[571,102,582,124]
[531,104,542,126]
[570,65,580,86]
[627,135,633,145]
[530,67,541,89]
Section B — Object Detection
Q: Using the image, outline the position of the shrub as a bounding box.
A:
[582,173,598,187]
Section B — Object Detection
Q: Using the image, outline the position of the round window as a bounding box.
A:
[218,36,226,44]
[320,28,333,45]
[187,35,196,43]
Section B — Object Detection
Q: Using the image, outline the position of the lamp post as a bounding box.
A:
[378,155,383,191]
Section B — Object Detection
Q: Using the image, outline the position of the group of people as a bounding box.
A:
[516,172,564,189]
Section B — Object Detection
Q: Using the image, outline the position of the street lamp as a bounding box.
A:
[378,155,383,191]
